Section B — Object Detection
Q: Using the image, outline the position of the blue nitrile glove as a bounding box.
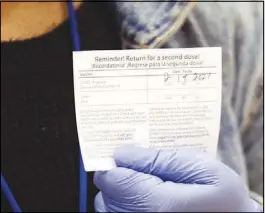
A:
[94,145,261,212]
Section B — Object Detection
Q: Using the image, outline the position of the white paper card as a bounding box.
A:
[72,47,222,171]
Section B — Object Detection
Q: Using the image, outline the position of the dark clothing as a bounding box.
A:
[1,3,121,212]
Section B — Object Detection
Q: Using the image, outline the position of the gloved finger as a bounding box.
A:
[94,168,163,205]
[94,192,107,212]
[114,145,219,184]
[94,170,215,212]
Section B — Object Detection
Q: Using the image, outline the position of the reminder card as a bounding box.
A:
[72,47,222,171]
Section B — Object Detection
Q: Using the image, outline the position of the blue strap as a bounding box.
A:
[67,1,88,212]
[67,1,81,51]
[1,174,22,212]
[1,2,87,212]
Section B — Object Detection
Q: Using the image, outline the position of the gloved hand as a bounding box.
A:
[94,145,260,212]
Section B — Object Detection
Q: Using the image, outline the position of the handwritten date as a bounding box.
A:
[164,72,212,83]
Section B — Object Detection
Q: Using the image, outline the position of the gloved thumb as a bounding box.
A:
[114,145,219,184]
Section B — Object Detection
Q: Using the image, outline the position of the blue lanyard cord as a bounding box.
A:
[67,1,81,51]
[1,2,87,213]
[67,1,88,212]
[1,174,22,212]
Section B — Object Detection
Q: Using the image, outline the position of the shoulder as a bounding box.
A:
[1,2,82,42]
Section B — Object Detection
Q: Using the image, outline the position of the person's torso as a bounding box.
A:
[1,2,263,212]
[1,2,121,212]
